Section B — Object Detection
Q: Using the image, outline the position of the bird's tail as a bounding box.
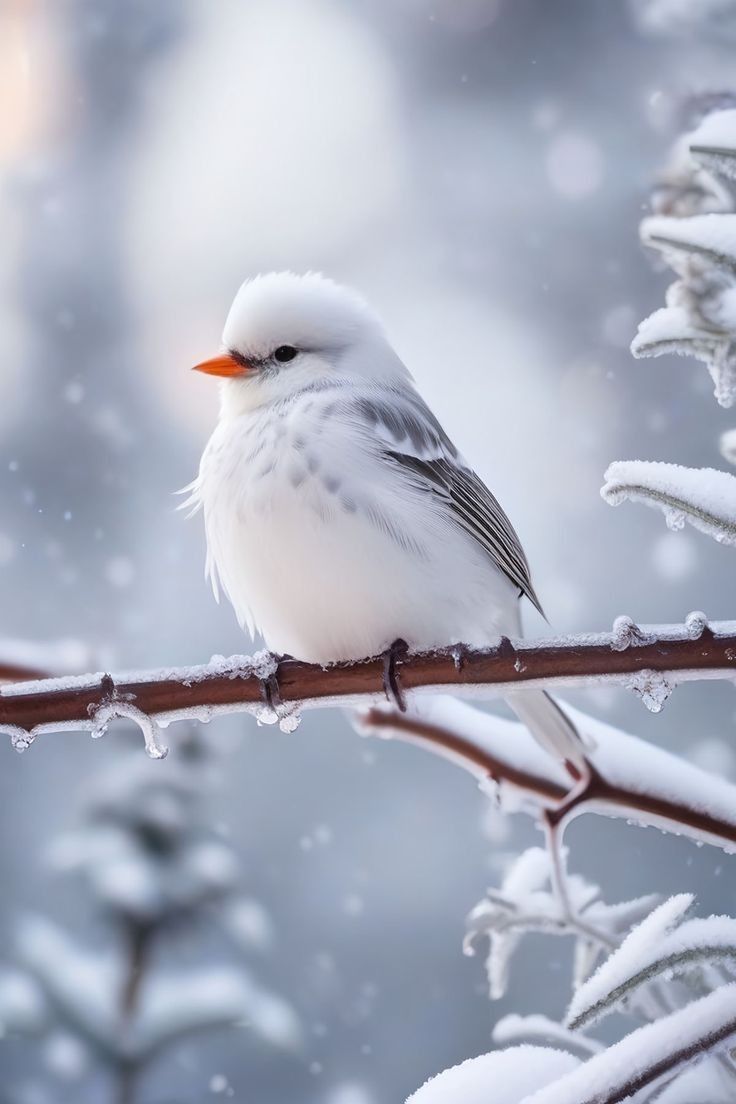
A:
[505,690,592,771]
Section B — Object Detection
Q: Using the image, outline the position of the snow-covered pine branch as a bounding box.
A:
[632,101,736,406]
[407,987,736,1104]
[0,732,300,1101]
[605,101,736,550]
[566,893,736,1031]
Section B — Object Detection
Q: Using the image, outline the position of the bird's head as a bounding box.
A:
[193,272,408,414]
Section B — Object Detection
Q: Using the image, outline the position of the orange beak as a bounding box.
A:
[192,352,252,378]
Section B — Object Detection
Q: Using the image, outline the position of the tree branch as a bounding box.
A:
[1,616,735,735]
[363,705,736,852]
[526,985,736,1104]
[0,660,49,682]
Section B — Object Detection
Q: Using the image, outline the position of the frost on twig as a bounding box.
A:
[526,986,736,1104]
[602,460,736,545]
[91,699,169,760]
[568,894,736,1031]
[464,846,658,1002]
[406,987,736,1104]
[491,1014,602,1060]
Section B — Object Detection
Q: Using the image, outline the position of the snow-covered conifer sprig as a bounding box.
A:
[0,731,301,1099]
[632,102,736,407]
[601,460,736,545]
[407,986,736,1104]
[567,894,736,1031]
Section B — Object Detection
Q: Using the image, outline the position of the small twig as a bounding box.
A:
[363,708,736,852]
[529,988,736,1104]
[117,921,153,1104]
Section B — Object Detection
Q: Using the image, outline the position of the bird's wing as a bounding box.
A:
[343,388,544,617]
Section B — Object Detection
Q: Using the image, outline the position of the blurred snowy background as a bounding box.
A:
[2,0,736,1101]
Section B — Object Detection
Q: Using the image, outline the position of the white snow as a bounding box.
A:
[406,1046,579,1104]
[632,304,713,354]
[525,985,736,1104]
[466,846,665,1002]
[389,694,736,853]
[568,897,736,1029]
[602,460,736,545]
[135,967,301,1056]
[690,108,736,181]
[16,915,119,1049]
[641,213,736,274]
[464,847,594,999]
[631,305,734,406]
[492,1015,602,1058]
[567,894,692,1028]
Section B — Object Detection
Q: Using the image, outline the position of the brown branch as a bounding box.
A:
[1,617,735,734]
[3,617,736,851]
[527,987,736,1104]
[0,661,49,682]
[598,1015,736,1104]
[362,706,736,852]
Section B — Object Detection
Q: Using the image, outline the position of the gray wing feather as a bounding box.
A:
[345,389,545,617]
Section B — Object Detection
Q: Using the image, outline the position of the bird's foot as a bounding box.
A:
[382,638,409,713]
[259,652,292,716]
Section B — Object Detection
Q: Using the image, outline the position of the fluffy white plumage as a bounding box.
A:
[186,272,584,765]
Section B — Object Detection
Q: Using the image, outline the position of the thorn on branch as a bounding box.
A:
[497,635,517,660]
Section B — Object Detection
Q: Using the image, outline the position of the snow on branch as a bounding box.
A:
[5,619,736,855]
[525,985,736,1104]
[566,894,736,1031]
[365,696,736,853]
[2,617,736,754]
[407,986,736,1104]
[602,460,736,544]
[632,102,736,407]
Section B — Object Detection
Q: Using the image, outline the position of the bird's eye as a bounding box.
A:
[274,345,298,363]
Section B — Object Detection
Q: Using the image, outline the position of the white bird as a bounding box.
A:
[185,272,584,767]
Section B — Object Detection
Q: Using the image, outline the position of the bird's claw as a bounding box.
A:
[260,656,284,715]
[382,638,409,712]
